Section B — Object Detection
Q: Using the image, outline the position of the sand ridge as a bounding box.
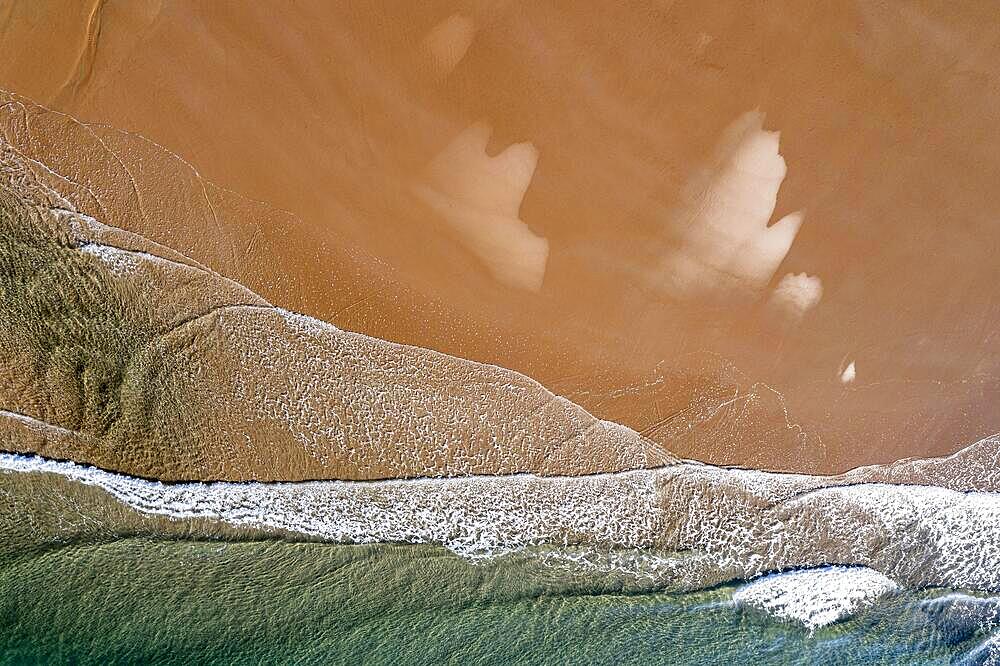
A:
[2,3,998,472]
[0,135,671,481]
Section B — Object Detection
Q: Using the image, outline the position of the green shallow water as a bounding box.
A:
[1,537,996,665]
[1,467,997,664]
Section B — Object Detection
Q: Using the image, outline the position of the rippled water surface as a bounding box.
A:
[2,537,997,665]
[3,464,999,665]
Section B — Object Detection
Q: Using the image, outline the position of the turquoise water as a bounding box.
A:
[2,469,997,664]
[2,537,997,665]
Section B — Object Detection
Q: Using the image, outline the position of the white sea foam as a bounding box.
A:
[958,635,1000,666]
[0,453,659,559]
[732,566,897,629]
[5,452,1000,593]
[79,242,142,276]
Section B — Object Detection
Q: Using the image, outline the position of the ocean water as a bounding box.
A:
[2,538,998,665]
[3,461,1000,664]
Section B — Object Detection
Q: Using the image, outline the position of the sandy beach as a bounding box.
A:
[1,1,998,473]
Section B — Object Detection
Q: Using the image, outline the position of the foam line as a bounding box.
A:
[5,452,1000,593]
[733,566,897,629]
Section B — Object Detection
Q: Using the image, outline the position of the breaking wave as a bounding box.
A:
[5,449,1000,594]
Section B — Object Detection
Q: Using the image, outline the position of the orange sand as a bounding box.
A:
[1,1,998,473]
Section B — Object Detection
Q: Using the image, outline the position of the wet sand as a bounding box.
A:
[1,462,996,665]
[1,1,999,473]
